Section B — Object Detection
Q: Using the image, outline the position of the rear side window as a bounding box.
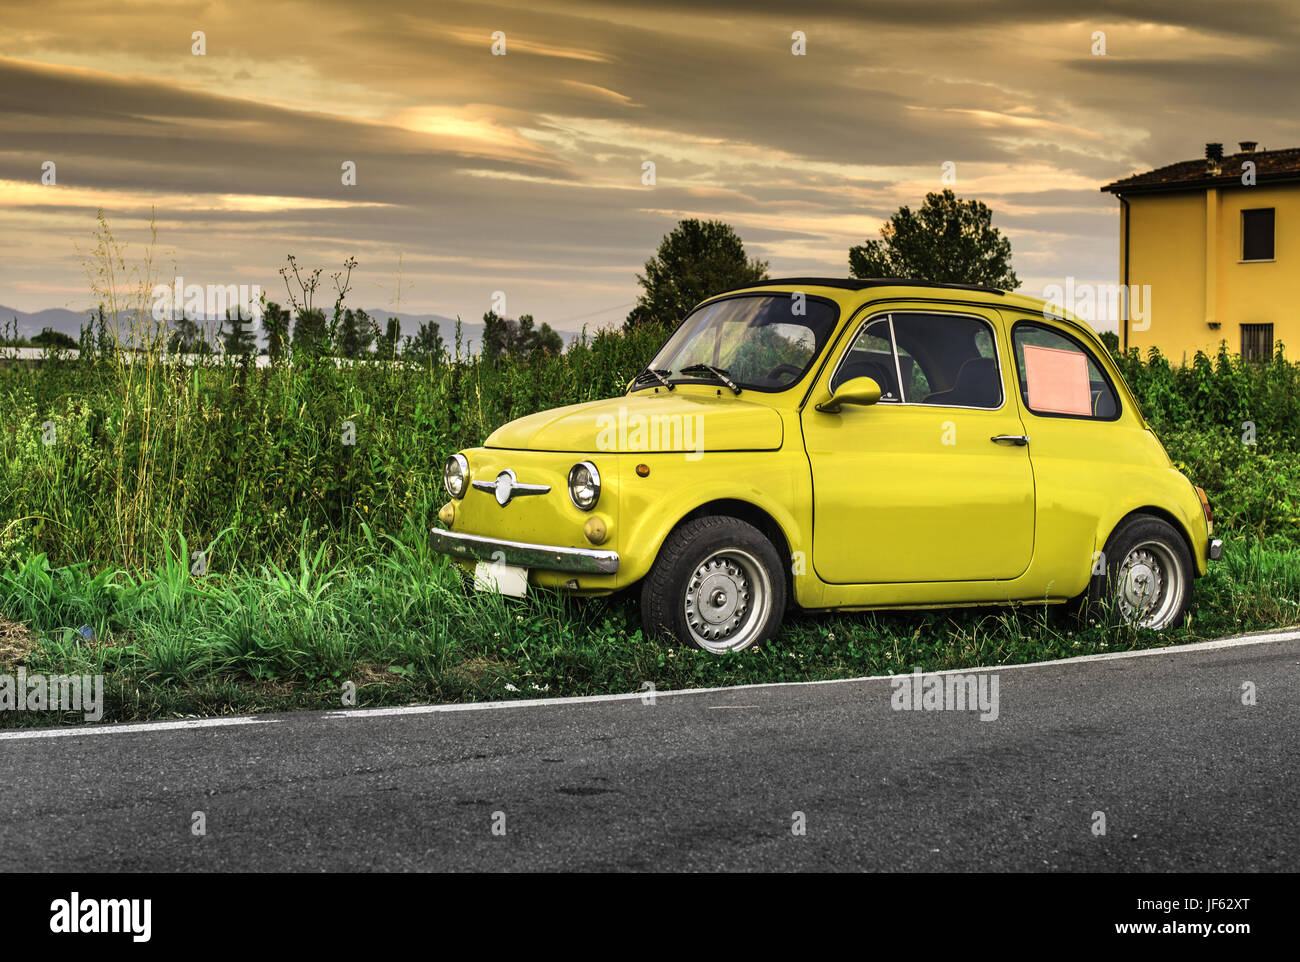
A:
[1012,322,1119,420]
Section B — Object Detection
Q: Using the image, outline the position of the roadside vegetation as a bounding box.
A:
[1,212,1296,726]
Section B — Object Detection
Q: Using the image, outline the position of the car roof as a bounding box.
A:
[719,276,1008,295]
[707,277,1109,350]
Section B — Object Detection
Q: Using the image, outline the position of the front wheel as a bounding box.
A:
[640,516,787,653]
[1089,515,1194,630]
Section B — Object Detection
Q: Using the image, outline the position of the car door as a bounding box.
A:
[801,306,1036,585]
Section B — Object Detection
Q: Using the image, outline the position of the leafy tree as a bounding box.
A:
[482,310,517,361]
[263,301,290,359]
[527,319,563,357]
[626,219,769,328]
[168,312,202,354]
[292,307,328,357]
[376,316,400,360]
[407,320,445,363]
[221,307,257,356]
[338,308,375,359]
[848,189,1019,289]
[482,311,564,361]
[31,327,78,350]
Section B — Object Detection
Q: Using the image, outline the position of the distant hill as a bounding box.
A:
[0,305,487,354]
[0,306,92,341]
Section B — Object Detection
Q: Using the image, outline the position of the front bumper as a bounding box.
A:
[1208,538,1223,561]
[429,528,619,575]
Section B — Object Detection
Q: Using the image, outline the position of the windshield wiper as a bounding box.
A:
[680,363,741,395]
[632,367,674,390]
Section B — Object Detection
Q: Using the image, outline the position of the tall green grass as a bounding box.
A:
[1,528,1293,726]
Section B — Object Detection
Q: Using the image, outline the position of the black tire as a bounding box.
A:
[1084,514,1194,630]
[641,515,787,653]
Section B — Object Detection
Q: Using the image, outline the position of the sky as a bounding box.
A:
[1,0,1298,334]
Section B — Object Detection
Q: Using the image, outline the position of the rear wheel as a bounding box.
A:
[1088,515,1194,630]
[640,516,786,653]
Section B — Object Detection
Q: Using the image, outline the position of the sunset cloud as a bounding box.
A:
[1,0,1298,328]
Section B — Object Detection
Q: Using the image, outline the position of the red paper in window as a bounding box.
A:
[1023,343,1092,415]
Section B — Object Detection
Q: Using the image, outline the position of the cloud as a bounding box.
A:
[0,1,1297,324]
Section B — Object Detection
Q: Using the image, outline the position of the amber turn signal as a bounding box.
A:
[1194,486,1213,534]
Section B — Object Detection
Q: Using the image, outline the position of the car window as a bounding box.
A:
[650,294,839,391]
[1012,322,1119,419]
[830,317,901,401]
[891,313,1003,408]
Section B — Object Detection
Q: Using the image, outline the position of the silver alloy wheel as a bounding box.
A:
[683,548,773,653]
[1116,539,1186,629]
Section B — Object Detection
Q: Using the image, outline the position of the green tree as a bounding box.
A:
[31,327,78,350]
[626,219,769,328]
[292,307,328,357]
[527,320,563,357]
[848,189,1019,290]
[168,312,202,354]
[482,310,517,361]
[407,320,445,362]
[221,306,257,356]
[338,308,375,359]
[262,300,290,359]
[376,316,400,360]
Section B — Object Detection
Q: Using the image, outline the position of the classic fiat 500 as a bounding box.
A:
[431,278,1221,652]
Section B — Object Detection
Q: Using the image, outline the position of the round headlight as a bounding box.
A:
[568,461,601,511]
[444,454,469,499]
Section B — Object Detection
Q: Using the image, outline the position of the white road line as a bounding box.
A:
[325,627,1300,719]
[0,715,277,741]
[2,627,1297,740]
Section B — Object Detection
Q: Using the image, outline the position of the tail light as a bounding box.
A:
[1194,486,1213,534]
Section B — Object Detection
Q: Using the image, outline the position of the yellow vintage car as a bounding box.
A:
[431,278,1221,653]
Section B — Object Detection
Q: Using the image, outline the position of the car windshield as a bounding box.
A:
[644,294,839,391]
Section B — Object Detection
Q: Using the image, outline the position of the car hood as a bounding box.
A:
[484,391,784,453]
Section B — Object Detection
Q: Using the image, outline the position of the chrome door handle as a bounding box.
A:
[990,434,1030,446]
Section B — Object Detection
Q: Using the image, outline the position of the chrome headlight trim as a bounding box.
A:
[567,461,601,511]
[444,453,469,499]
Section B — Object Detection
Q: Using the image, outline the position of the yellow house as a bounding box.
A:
[1102,142,1299,362]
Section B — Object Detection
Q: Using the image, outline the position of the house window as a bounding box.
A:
[1242,208,1275,261]
[1241,323,1274,362]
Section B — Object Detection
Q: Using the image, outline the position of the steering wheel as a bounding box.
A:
[768,363,803,380]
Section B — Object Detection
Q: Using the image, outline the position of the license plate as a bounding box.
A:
[473,561,529,597]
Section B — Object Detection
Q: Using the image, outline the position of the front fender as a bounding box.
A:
[615,451,811,589]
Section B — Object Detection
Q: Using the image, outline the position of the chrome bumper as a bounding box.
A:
[429,528,619,575]
[1208,538,1223,561]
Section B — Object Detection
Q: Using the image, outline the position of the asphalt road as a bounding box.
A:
[2,631,1297,871]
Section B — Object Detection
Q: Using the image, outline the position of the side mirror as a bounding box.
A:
[814,376,881,413]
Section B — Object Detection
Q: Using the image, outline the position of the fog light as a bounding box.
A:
[583,515,608,545]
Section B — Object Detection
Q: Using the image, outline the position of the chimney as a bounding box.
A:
[1239,141,1257,153]
[1205,142,1223,174]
